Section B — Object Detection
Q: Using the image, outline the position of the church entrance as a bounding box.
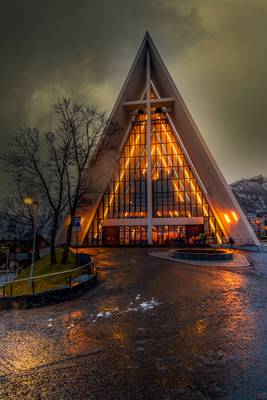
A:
[152,224,204,246]
[103,227,120,246]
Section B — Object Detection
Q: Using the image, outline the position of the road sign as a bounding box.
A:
[72,216,81,231]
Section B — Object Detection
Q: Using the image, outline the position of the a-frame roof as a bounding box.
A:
[58,32,259,246]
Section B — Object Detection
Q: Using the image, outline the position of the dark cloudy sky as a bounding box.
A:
[1,0,267,191]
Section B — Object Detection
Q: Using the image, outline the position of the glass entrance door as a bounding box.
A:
[185,225,204,245]
[103,227,120,245]
[152,225,204,246]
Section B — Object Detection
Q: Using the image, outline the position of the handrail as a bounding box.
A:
[0,261,93,288]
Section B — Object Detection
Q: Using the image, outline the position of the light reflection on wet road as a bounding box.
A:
[0,248,267,399]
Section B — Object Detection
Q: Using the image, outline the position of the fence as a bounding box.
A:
[0,260,96,297]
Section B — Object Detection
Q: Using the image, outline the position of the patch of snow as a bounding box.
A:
[96,312,104,318]
[127,307,138,312]
[126,298,160,313]
[139,299,160,311]
[96,311,112,318]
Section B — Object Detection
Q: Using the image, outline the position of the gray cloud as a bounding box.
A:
[0,0,266,193]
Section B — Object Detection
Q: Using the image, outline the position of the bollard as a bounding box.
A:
[69,275,72,288]
[32,280,35,295]
[3,286,5,297]
[10,285,12,297]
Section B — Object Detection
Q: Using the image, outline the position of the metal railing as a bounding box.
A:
[0,261,96,297]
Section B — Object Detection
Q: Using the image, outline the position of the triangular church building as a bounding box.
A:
[61,32,259,247]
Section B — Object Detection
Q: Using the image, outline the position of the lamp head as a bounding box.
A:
[23,197,33,206]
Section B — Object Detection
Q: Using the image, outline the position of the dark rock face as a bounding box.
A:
[230,175,267,214]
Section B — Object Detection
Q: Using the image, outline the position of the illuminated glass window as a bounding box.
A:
[87,114,147,245]
[86,108,224,246]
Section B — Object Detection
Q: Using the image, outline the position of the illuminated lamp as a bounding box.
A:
[231,211,238,222]
[23,197,33,206]
[224,213,231,224]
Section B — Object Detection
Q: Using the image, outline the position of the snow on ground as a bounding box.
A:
[139,299,160,311]
[96,311,112,319]
[45,295,161,330]
[91,296,161,321]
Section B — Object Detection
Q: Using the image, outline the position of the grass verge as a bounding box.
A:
[3,249,83,296]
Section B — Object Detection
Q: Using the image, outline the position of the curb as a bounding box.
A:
[0,275,97,310]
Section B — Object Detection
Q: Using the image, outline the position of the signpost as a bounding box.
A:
[72,216,81,266]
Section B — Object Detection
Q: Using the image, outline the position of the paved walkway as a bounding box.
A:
[0,248,267,399]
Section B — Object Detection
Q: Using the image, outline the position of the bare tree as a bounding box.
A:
[1,97,116,266]
[55,99,116,263]
[1,125,72,264]
[1,178,51,258]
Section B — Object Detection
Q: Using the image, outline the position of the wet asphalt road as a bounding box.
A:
[1,248,267,399]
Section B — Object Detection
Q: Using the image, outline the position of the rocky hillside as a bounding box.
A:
[230,175,267,214]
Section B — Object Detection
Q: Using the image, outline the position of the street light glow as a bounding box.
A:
[224,213,231,224]
[232,211,239,222]
[22,196,39,287]
[23,197,33,206]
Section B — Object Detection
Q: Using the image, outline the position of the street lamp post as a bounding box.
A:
[24,197,39,288]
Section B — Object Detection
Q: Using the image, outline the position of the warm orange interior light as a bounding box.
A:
[155,145,184,202]
[106,129,143,213]
[210,220,215,231]
[216,233,222,244]
[224,213,231,224]
[232,211,238,222]
[94,114,224,245]
[158,118,220,239]
[203,205,208,217]
[95,123,146,238]
[158,118,209,214]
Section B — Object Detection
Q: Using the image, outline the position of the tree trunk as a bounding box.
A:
[35,243,40,260]
[50,238,57,265]
[50,218,58,265]
[61,220,73,263]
